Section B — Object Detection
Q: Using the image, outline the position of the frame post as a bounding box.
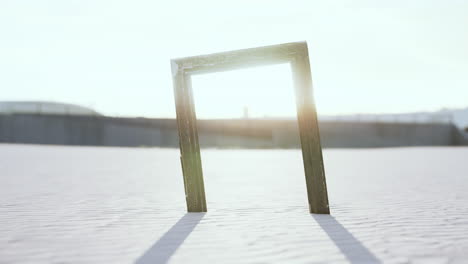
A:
[291,44,330,214]
[172,68,207,212]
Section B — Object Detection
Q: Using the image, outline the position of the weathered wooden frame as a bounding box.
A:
[171,42,330,214]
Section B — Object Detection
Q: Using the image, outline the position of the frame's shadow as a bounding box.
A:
[135,213,205,264]
[312,215,381,263]
[135,212,379,264]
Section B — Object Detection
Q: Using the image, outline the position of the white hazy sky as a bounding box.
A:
[1,0,467,118]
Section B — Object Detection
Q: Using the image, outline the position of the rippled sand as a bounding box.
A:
[1,144,467,263]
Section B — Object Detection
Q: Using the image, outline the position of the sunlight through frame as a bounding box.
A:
[171,42,330,214]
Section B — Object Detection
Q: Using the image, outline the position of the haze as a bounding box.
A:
[1,0,467,118]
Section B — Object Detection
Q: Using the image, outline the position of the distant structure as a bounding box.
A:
[1,101,467,148]
[320,107,468,129]
[0,101,100,116]
[243,106,249,119]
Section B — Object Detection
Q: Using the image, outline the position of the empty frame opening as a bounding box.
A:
[191,64,306,209]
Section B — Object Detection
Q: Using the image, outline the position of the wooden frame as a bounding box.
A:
[171,42,330,214]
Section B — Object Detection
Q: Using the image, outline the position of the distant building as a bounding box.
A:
[1,101,467,148]
[320,107,468,129]
[0,101,100,116]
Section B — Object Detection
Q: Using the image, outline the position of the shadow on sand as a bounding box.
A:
[135,212,379,264]
[312,214,381,263]
[135,213,205,264]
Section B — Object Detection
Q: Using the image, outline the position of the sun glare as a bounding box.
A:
[191,64,297,119]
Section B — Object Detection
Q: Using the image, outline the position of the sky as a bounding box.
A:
[1,0,467,119]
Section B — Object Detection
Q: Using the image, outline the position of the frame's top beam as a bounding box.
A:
[171,41,308,76]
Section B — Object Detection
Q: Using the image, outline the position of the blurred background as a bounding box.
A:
[1,0,468,148]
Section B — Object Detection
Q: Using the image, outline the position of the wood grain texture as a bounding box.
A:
[171,41,329,214]
[172,70,207,212]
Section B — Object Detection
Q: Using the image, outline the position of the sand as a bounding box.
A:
[1,144,467,263]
